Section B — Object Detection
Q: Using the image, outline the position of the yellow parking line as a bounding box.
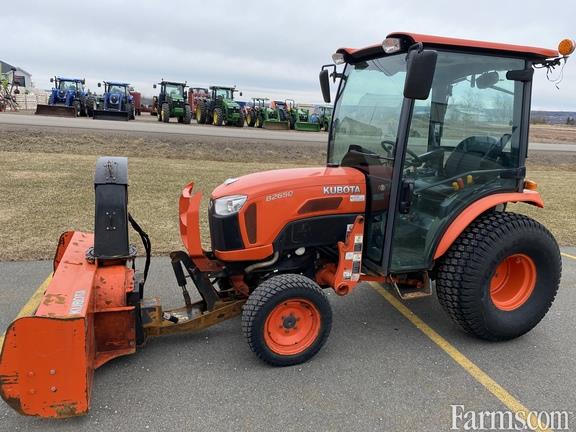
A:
[561,252,576,261]
[0,275,51,349]
[370,283,550,432]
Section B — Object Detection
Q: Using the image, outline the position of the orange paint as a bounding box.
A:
[490,254,536,311]
[0,231,136,418]
[433,191,544,260]
[338,32,558,60]
[263,299,321,355]
[209,166,366,261]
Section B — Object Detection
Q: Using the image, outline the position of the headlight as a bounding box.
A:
[213,195,247,216]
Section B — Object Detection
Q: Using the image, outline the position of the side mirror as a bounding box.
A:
[153,84,157,89]
[97,82,102,88]
[239,91,243,97]
[50,77,54,83]
[319,69,331,103]
[404,49,437,100]
[129,86,135,92]
[476,71,500,89]
[82,79,86,85]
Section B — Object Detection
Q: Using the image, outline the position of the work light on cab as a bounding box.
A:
[382,37,402,53]
[331,52,345,64]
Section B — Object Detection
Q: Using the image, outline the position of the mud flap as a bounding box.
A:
[35,104,76,117]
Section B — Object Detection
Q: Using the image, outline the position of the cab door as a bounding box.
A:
[388,52,528,273]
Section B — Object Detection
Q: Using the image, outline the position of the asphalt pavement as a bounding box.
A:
[1,250,575,431]
[1,112,576,152]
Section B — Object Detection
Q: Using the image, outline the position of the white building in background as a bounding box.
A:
[0,60,33,88]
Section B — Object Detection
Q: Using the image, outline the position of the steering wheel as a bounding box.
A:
[498,133,512,148]
[380,140,396,158]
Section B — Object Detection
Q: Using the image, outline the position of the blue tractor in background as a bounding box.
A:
[36,77,93,117]
[93,81,135,121]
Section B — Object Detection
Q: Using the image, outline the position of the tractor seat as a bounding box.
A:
[414,135,504,215]
[443,135,502,178]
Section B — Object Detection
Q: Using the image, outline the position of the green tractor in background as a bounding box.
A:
[196,86,244,127]
[153,80,192,124]
[310,105,333,131]
[284,99,320,132]
[246,98,290,130]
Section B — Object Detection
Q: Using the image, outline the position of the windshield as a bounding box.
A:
[58,80,78,91]
[165,83,184,100]
[215,88,233,99]
[108,84,127,94]
[328,54,407,165]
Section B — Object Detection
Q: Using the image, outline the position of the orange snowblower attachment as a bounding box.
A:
[0,157,139,418]
[0,231,137,417]
[1,156,244,418]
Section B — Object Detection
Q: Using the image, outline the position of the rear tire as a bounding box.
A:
[246,111,254,127]
[213,107,223,126]
[236,110,245,127]
[73,100,81,117]
[242,274,332,366]
[436,211,561,341]
[85,96,95,117]
[127,102,135,120]
[195,102,205,123]
[161,103,170,123]
[183,105,192,124]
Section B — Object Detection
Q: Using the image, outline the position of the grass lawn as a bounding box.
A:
[0,128,574,260]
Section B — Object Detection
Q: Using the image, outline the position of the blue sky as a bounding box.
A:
[1,0,574,110]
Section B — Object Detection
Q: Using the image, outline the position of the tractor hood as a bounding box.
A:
[211,166,366,200]
[224,100,240,109]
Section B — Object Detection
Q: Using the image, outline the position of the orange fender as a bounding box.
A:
[433,190,544,260]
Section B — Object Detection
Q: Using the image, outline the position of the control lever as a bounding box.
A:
[398,179,415,214]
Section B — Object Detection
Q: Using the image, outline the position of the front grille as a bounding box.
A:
[208,206,244,251]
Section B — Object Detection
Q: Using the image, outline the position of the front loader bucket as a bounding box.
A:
[295,121,321,132]
[92,109,130,121]
[0,231,136,418]
[35,104,76,117]
[263,120,290,130]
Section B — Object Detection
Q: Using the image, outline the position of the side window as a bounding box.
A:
[390,52,526,273]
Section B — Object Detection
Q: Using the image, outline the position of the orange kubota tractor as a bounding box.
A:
[1,33,574,418]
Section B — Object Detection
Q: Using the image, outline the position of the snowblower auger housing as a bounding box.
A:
[0,157,244,418]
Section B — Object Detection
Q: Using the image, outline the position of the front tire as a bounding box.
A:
[436,211,561,341]
[183,105,192,124]
[213,107,223,126]
[242,274,332,366]
[161,103,170,123]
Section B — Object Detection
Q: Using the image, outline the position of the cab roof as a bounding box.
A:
[104,81,130,86]
[337,32,559,63]
[210,86,236,90]
[56,77,84,82]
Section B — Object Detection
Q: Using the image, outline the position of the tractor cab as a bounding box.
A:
[320,33,566,277]
[211,86,237,101]
[153,80,192,124]
[252,97,268,108]
[56,78,83,92]
[35,76,88,117]
[93,81,135,121]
